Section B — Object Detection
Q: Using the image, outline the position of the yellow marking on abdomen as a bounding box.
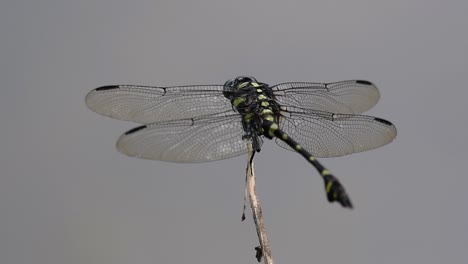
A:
[309,156,316,161]
[321,170,331,176]
[268,123,279,137]
[326,181,333,193]
[295,145,302,151]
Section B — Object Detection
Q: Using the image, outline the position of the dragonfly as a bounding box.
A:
[85,76,397,208]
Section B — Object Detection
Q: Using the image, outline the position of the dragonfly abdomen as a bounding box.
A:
[262,119,353,208]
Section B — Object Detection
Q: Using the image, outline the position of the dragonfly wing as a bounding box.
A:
[116,113,248,162]
[85,85,232,124]
[272,80,380,114]
[275,108,397,158]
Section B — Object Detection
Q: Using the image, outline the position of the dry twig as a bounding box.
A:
[243,143,273,264]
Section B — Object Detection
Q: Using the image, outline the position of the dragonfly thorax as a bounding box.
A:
[223,76,282,151]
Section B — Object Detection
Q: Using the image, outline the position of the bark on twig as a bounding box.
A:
[245,143,273,264]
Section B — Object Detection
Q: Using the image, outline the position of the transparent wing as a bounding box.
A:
[116,113,248,163]
[272,80,380,114]
[275,107,397,158]
[85,85,232,124]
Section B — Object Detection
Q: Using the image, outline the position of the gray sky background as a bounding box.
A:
[1,1,467,263]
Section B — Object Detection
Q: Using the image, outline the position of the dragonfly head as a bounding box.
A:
[223,76,258,99]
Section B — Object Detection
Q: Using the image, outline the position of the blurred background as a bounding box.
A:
[1,0,467,263]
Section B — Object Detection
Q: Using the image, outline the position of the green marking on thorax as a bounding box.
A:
[244,112,254,122]
[233,96,246,107]
[238,82,249,89]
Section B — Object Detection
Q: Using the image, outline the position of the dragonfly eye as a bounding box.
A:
[227,76,258,90]
[235,76,257,84]
[223,79,236,99]
[223,79,234,88]
[224,76,256,90]
[223,76,257,99]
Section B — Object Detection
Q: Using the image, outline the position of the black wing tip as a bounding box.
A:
[355,80,373,86]
[124,125,147,135]
[374,117,393,126]
[95,85,120,91]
